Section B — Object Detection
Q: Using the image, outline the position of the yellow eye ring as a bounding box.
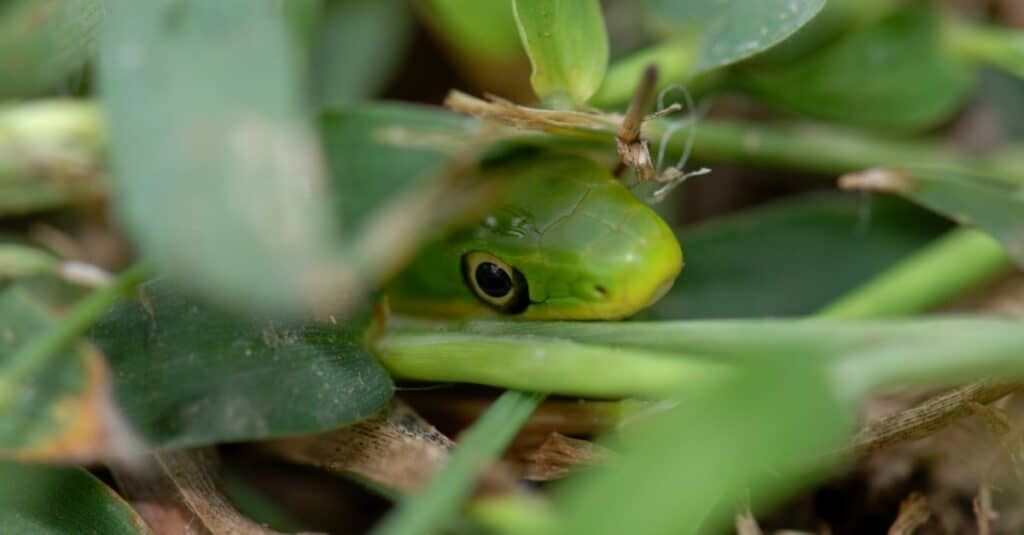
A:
[460,251,530,314]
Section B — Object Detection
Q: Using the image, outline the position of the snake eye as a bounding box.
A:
[461,251,529,314]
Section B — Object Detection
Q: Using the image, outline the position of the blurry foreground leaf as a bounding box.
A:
[0,285,132,462]
[0,0,101,99]
[373,390,544,535]
[321,103,476,234]
[513,0,609,107]
[550,361,847,535]
[311,0,411,109]
[646,193,947,319]
[91,281,392,449]
[735,8,974,133]
[99,0,342,312]
[0,461,150,534]
[644,0,825,72]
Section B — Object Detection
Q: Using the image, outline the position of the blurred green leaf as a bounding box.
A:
[857,168,1024,268]
[373,390,544,535]
[0,0,101,99]
[513,0,609,107]
[644,193,948,319]
[90,281,393,449]
[419,0,523,61]
[550,361,847,535]
[311,0,411,109]
[99,0,340,312]
[321,103,475,233]
[735,8,974,133]
[0,285,124,462]
[0,461,150,534]
[644,0,825,72]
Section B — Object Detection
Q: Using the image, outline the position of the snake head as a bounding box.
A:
[386,155,683,320]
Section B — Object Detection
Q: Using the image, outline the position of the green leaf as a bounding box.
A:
[550,361,847,535]
[513,0,609,107]
[0,461,150,534]
[310,0,412,109]
[644,193,948,319]
[0,285,124,462]
[90,281,393,449]
[734,8,974,133]
[321,103,476,235]
[857,168,1024,268]
[644,0,826,72]
[373,390,544,535]
[419,0,524,61]
[98,0,340,312]
[0,0,102,98]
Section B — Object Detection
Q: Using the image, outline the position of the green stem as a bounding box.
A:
[0,264,150,411]
[0,100,107,215]
[818,228,1011,319]
[668,120,1024,184]
[375,332,728,398]
[945,18,1024,79]
[371,390,546,535]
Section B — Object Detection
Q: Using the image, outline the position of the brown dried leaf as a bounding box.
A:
[518,432,612,481]
[261,400,453,494]
[115,448,313,535]
[887,492,931,535]
[850,381,1021,457]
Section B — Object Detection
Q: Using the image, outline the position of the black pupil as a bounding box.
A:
[475,262,513,298]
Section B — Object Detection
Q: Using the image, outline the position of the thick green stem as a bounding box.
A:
[818,228,1012,319]
[0,264,150,411]
[372,389,545,535]
[375,332,728,398]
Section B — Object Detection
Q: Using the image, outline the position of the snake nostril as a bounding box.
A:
[594,285,608,297]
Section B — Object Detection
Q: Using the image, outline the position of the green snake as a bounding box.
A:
[386,154,683,320]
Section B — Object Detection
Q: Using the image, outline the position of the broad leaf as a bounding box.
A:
[0,285,127,462]
[91,281,393,449]
[513,0,609,107]
[0,461,150,534]
[645,193,948,319]
[735,8,974,133]
[99,0,339,312]
[644,0,826,72]
[847,168,1024,268]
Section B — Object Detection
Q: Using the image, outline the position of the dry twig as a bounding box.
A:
[849,381,1021,457]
